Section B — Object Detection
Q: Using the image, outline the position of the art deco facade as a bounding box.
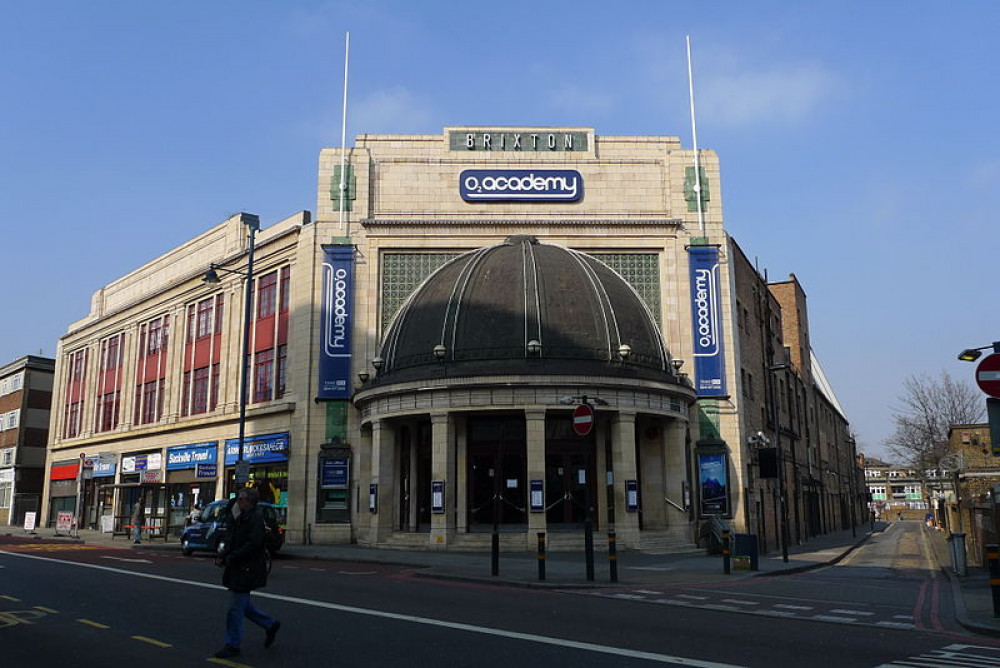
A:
[42,127,861,551]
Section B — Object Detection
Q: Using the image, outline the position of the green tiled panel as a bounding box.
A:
[684,166,711,212]
[330,165,357,211]
[591,253,661,326]
[381,253,461,331]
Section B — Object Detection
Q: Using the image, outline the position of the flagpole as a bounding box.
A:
[339,31,351,235]
[685,35,706,237]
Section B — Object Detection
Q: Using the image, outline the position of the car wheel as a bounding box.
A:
[264,549,273,575]
[182,539,193,557]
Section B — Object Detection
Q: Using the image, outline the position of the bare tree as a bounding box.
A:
[884,371,985,470]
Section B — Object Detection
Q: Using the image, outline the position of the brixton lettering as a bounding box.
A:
[459,169,583,202]
[451,130,587,152]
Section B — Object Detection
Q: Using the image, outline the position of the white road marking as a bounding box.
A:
[721,599,758,606]
[774,604,812,611]
[635,590,662,594]
[0,550,744,668]
[830,609,873,616]
[100,556,153,564]
[702,604,741,612]
[675,594,709,600]
[810,615,855,623]
[874,621,914,629]
[892,614,913,620]
[613,594,648,600]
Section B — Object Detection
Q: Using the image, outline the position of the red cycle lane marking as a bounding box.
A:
[913,578,928,629]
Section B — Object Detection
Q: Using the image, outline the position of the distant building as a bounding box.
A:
[862,456,927,514]
[0,355,55,526]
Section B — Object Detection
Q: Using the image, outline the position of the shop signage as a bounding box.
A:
[50,461,79,480]
[224,432,290,465]
[687,246,727,397]
[698,452,730,517]
[321,457,349,489]
[56,512,73,532]
[318,245,354,400]
[141,470,162,484]
[166,442,219,470]
[23,511,36,532]
[460,169,583,202]
[196,463,218,479]
[449,130,588,152]
[121,452,162,474]
[92,459,116,478]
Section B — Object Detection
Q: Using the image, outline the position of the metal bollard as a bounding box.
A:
[608,531,618,583]
[988,543,1000,618]
[722,529,731,575]
[537,532,546,582]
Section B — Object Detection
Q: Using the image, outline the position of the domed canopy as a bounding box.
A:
[375,236,675,384]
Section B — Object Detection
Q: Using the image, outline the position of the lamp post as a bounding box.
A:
[203,213,260,492]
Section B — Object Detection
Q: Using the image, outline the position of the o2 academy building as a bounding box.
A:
[42,126,858,551]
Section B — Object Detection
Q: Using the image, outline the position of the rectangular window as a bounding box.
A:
[197,298,213,339]
[64,401,83,439]
[2,448,12,465]
[95,391,119,432]
[137,379,163,425]
[276,344,287,399]
[181,371,191,416]
[105,335,121,370]
[148,319,162,355]
[0,481,11,509]
[214,294,225,334]
[211,363,220,409]
[192,366,210,414]
[257,271,277,319]
[254,348,274,403]
[280,266,291,313]
[187,304,197,342]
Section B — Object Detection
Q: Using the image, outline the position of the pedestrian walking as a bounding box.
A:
[215,487,281,659]
[131,493,146,544]
[897,511,902,522]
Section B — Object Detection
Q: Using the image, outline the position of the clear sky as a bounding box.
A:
[3,2,998,459]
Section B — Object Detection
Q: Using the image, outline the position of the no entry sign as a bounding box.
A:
[572,403,595,436]
[977,353,1000,398]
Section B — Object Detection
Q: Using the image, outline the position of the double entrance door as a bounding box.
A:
[467,417,526,529]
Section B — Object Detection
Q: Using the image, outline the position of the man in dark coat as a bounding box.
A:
[130,493,145,544]
[214,487,281,659]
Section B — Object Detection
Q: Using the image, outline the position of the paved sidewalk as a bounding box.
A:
[17,522,877,589]
[926,526,1000,637]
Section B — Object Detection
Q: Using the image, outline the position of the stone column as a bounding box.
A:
[429,412,455,548]
[368,419,396,543]
[663,418,690,532]
[524,409,547,541]
[612,409,640,547]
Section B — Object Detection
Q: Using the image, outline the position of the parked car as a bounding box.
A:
[181,499,286,558]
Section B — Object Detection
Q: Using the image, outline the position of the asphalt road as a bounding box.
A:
[2,524,999,668]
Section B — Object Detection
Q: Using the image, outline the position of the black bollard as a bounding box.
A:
[608,531,618,583]
[722,529,731,574]
[988,543,1000,618]
[537,532,546,581]
[584,487,595,581]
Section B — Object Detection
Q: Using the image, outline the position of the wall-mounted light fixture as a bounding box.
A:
[527,339,542,356]
[433,344,447,360]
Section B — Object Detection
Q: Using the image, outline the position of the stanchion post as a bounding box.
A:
[537,532,546,582]
[987,543,1000,618]
[722,529,731,575]
[608,531,618,583]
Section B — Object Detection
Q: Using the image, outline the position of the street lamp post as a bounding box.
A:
[203,213,260,492]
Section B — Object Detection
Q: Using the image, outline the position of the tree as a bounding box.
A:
[884,371,985,470]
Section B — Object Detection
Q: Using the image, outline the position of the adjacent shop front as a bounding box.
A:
[166,441,219,536]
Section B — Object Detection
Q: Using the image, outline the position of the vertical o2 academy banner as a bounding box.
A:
[318,245,354,399]
[688,246,727,397]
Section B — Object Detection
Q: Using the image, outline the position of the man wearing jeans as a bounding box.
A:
[214,487,281,659]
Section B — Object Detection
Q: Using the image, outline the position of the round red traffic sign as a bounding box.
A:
[976,353,1000,398]
[572,403,595,436]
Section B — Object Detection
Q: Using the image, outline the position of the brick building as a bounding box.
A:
[0,355,54,526]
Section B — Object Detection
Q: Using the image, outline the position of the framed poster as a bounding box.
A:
[698,452,730,517]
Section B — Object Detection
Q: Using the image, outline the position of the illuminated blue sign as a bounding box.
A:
[225,432,290,465]
[459,169,583,202]
[688,246,727,397]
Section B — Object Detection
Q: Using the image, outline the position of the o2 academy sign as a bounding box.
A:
[460,169,583,202]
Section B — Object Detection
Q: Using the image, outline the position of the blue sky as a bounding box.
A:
[3,2,998,459]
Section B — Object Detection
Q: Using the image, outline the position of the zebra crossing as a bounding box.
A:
[588,586,920,630]
[875,643,1000,667]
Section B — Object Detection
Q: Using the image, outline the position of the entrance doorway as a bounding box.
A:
[545,416,597,529]
[466,416,526,530]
